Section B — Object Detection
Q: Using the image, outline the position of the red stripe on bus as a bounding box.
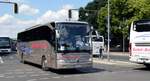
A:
[31,43,48,49]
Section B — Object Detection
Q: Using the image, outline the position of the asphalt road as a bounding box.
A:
[0,52,150,81]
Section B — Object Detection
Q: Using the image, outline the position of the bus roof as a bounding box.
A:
[19,21,89,33]
[53,21,88,24]
[19,23,53,33]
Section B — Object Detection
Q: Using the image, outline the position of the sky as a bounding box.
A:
[0,0,93,38]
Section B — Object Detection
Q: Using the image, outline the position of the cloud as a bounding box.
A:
[19,4,39,15]
[0,14,16,25]
[37,4,79,24]
[0,14,37,38]
[0,4,79,38]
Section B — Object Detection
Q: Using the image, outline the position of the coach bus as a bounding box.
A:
[0,37,12,53]
[17,21,93,70]
[129,19,150,67]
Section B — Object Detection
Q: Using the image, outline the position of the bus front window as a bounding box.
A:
[56,23,90,52]
[92,37,103,42]
[0,39,10,47]
[134,21,150,32]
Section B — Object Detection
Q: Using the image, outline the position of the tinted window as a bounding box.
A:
[92,37,103,42]
[56,23,90,51]
[18,26,55,43]
[0,38,10,47]
[134,20,150,32]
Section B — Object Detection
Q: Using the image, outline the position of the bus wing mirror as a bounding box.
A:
[56,30,60,38]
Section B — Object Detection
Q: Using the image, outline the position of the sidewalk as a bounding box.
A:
[103,52,129,56]
[93,52,140,66]
[93,58,140,66]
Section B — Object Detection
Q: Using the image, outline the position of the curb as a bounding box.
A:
[103,52,129,56]
[93,58,140,66]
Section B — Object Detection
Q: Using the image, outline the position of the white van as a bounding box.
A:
[90,35,104,56]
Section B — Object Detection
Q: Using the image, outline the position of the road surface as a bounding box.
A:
[0,52,149,81]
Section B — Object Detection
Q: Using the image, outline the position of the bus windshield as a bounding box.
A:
[56,23,90,52]
[134,21,150,32]
[0,38,10,47]
[92,37,103,42]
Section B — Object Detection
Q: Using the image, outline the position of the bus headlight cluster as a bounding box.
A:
[89,58,92,61]
[58,60,65,63]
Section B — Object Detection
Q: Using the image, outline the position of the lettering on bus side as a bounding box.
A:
[18,42,32,55]
[133,48,150,51]
[31,42,48,49]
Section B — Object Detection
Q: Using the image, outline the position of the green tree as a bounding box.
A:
[97,0,150,50]
[98,0,150,35]
[79,0,107,29]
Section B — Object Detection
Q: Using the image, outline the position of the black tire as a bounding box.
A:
[144,64,150,68]
[41,57,49,71]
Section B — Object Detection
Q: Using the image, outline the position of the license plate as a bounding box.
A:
[69,60,77,62]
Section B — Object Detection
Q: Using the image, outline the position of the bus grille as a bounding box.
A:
[135,43,150,46]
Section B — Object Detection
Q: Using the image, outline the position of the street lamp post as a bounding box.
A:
[107,0,110,61]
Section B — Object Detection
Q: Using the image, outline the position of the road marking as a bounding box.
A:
[38,71,46,74]
[17,75,27,78]
[26,72,35,74]
[4,72,13,75]
[5,76,15,78]
[52,76,61,79]
[30,74,40,77]
[0,56,4,63]
[24,69,34,71]
[40,73,50,76]
[39,77,49,80]
[13,69,23,72]
[73,75,81,77]
[27,79,37,81]
[63,75,72,78]
[0,75,4,77]
[15,72,25,74]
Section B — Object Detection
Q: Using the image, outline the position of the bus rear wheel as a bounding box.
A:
[41,57,49,71]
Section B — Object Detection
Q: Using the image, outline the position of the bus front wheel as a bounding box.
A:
[144,64,150,68]
[41,57,49,71]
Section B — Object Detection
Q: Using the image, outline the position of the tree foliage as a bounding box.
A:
[97,0,150,49]
[97,0,150,37]
[79,0,150,49]
[79,0,107,29]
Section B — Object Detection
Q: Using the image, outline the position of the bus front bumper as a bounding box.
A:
[0,49,11,53]
[130,56,150,64]
[56,62,93,69]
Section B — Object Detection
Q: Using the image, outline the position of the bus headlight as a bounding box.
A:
[58,60,65,63]
[89,58,92,61]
